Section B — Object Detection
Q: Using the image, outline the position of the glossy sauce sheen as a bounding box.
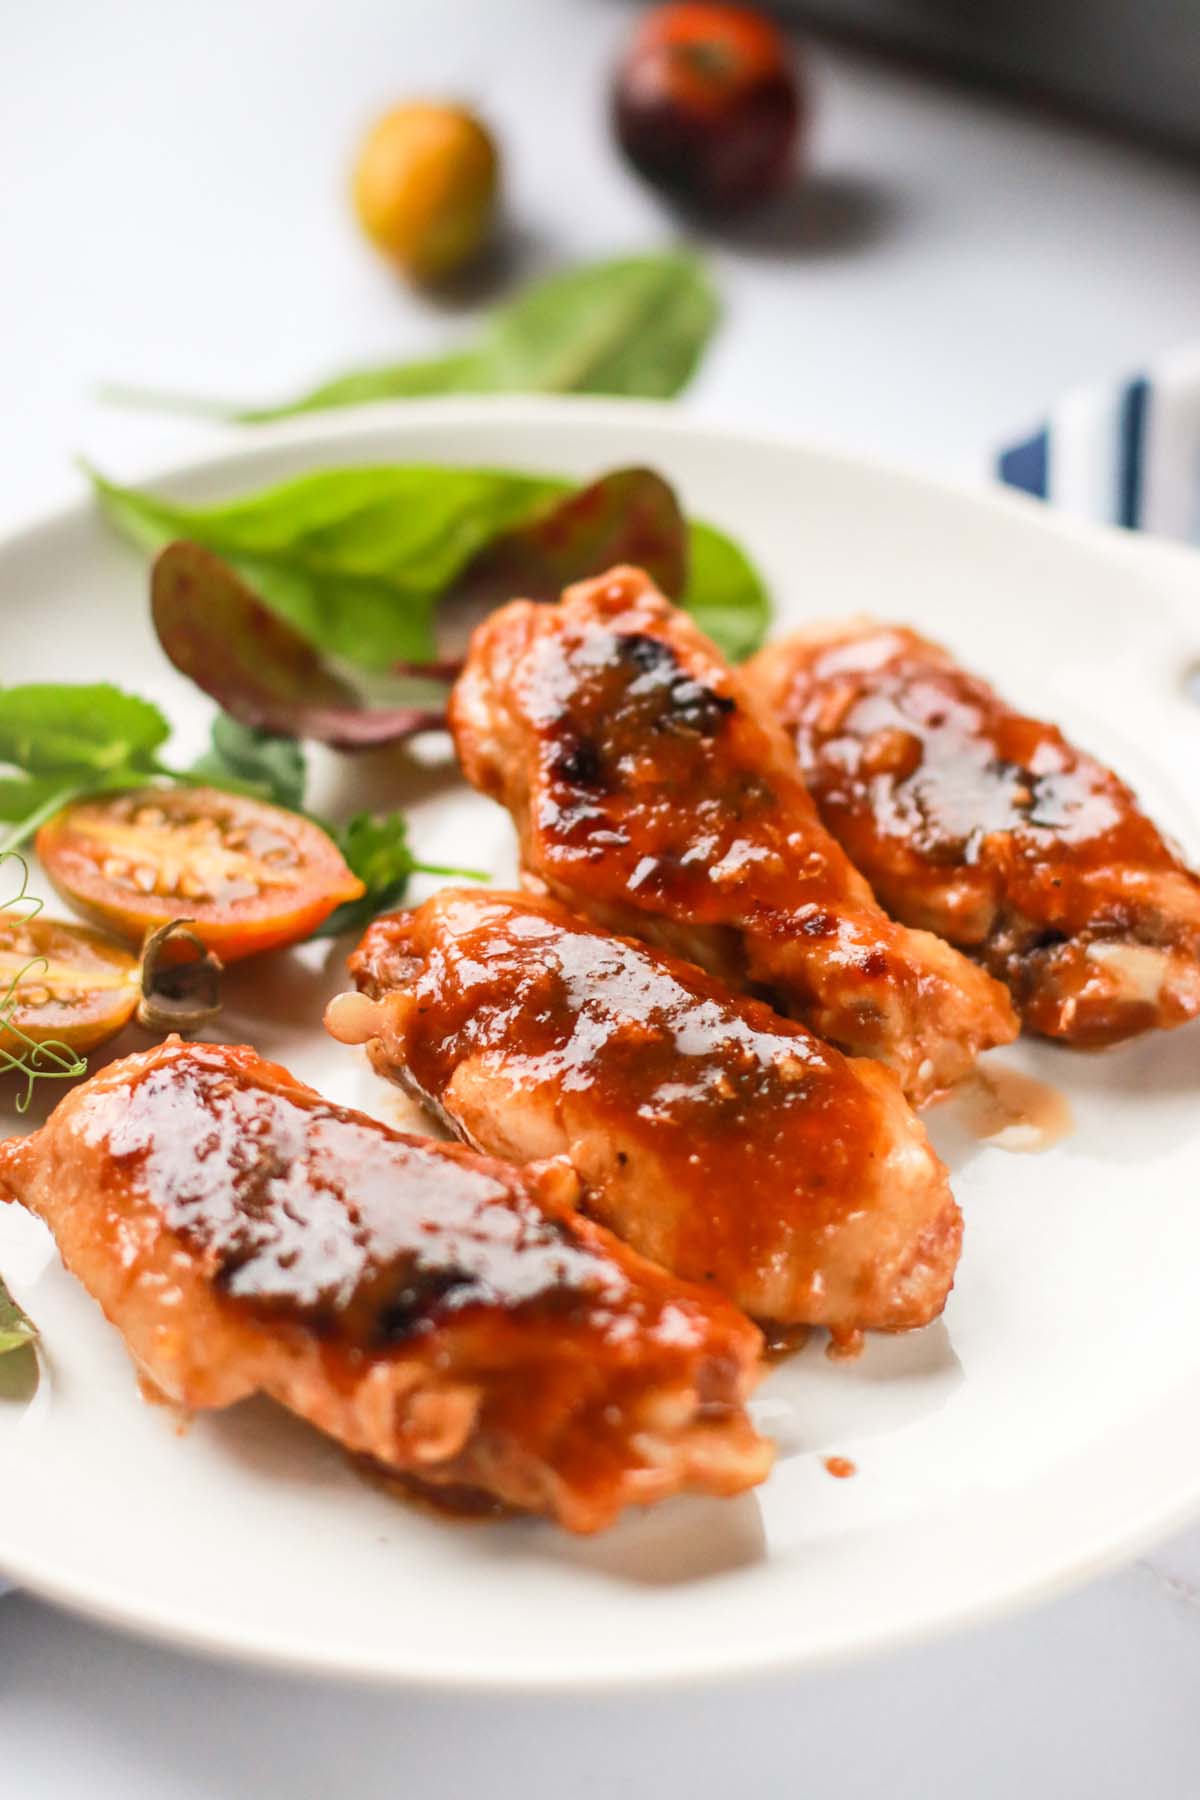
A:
[522,599,883,928]
[367,901,880,1231]
[92,1043,649,1350]
[451,569,1017,1101]
[746,623,1200,1043]
[1,1040,772,1532]
[347,892,962,1333]
[763,627,1179,903]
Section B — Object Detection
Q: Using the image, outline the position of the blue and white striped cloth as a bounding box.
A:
[999,350,1200,540]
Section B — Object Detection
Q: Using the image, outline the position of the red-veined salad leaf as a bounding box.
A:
[438,466,685,655]
[151,543,448,749]
[90,460,769,667]
[149,468,694,744]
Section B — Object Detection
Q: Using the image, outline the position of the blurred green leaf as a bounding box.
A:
[102,252,720,423]
[189,714,309,810]
[0,1276,37,1358]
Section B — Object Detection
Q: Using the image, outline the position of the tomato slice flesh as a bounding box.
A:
[0,916,141,1054]
[37,787,364,962]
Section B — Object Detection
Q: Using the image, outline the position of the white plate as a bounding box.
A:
[2,397,1200,1692]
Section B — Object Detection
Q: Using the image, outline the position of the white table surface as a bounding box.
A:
[6,1,1200,1792]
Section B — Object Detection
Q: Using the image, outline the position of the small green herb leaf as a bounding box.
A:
[0,681,175,853]
[316,812,418,937]
[0,685,169,776]
[0,1276,37,1358]
[342,811,417,893]
[102,253,719,424]
[315,813,485,938]
[189,714,309,810]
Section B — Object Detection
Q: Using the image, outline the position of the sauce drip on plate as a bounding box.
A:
[824,1455,857,1479]
[957,1066,1074,1154]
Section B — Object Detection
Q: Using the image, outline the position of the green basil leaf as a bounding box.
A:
[92,462,771,665]
[189,714,308,810]
[90,464,564,669]
[682,522,772,663]
[103,252,719,423]
[0,685,170,776]
[0,1276,37,1357]
[480,252,718,399]
[238,351,489,422]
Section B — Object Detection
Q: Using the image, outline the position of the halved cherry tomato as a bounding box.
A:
[0,915,141,1054]
[36,788,364,963]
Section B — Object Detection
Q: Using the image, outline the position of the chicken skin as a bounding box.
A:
[451,567,1016,1104]
[328,890,962,1339]
[746,621,1200,1046]
[0,1039,770,1533]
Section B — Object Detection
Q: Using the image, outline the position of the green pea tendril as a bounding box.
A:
[0,853,88,1112]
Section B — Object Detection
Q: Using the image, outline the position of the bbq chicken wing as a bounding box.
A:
[0,1039,770,1533]
[327,889,962,1339]
[746,621,1200,1046]
[450,567,1016,1103]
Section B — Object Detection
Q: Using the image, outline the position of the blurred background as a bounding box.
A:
[796,0,1200,150]
[7,0,1200,531]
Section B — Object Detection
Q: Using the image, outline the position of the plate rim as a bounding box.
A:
[11,390,1195,569]
[4,1443,1200,1694]
[3,393,1200,1692]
